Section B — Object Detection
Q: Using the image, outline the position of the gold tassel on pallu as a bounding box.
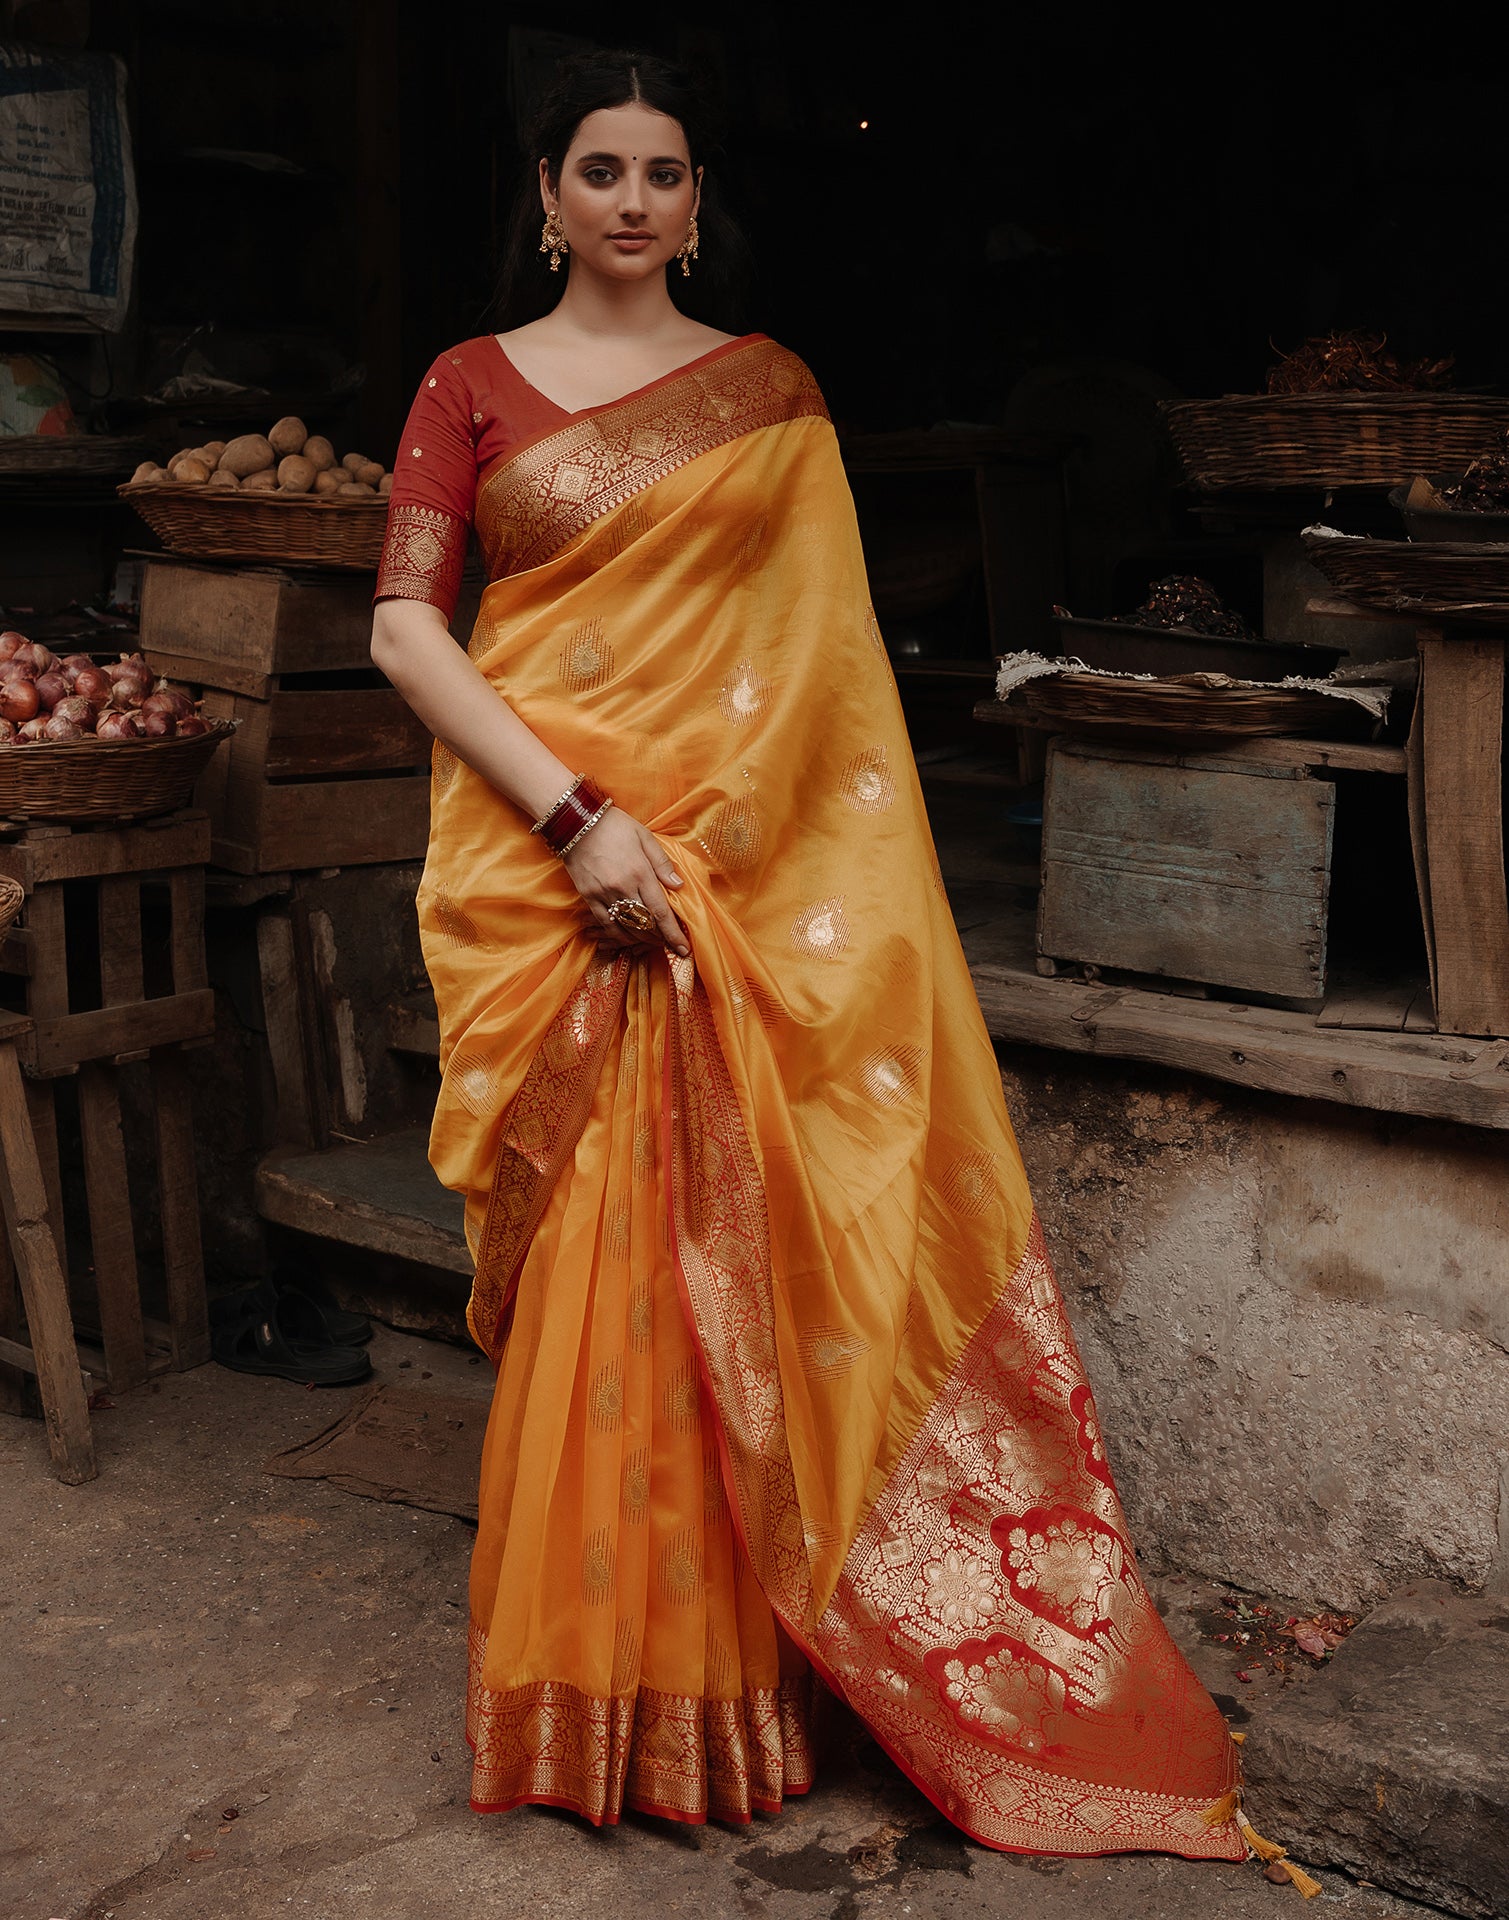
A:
[1202,1789,1322,1900]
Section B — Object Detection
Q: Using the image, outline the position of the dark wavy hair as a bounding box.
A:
[488,49,751,333]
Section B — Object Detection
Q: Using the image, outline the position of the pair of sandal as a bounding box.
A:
[210,1271,373,1385]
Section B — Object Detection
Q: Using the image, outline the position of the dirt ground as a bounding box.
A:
[4,1325,1435,1920]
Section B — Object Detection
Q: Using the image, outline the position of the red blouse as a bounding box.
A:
[374,333,763,619]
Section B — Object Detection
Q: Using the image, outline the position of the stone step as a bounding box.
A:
[255,1127,469,1275]
[1241,1578,1509,1919]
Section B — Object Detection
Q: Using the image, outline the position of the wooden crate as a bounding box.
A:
[1037,736,1336,1005]
[0,812,212,1393]
[194,682,431,872]
[138,554,446,873]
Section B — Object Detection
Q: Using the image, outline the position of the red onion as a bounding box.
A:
[15,717,47,741]
[175,715,211,737]
[143,684,196,721]
[0,680,39,722]
[0,631,25,663]
[0,718,15,745]
[44,713,84,741]
[33,669,70,711]
[9,641,55,675]
[73,666,111,706]
[140,709,175,737]
[59,653,95,681]
[0,660,36,685]
[96,710,145,741]
[50,694,95,727]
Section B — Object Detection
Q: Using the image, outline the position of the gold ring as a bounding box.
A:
[607,897,657,935]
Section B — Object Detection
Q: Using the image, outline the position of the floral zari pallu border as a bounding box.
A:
[659,960,1244,1861]
[473,339,828,578]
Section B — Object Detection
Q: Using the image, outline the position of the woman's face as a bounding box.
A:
[542,103,700,285]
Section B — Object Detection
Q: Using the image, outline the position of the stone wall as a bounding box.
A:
[998,1045,1509,1612]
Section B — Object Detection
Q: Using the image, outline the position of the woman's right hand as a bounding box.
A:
[561,806,690,956]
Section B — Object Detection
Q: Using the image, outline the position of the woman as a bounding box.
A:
[371,49,1251,1865]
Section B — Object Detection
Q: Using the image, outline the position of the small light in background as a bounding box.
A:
[859,119,869,129]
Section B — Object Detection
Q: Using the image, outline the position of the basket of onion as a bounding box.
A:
[0,633,234,825]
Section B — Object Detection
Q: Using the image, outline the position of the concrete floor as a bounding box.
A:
[4,1326,1435,1920]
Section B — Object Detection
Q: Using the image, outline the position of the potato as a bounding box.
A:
[378,473,393,496]
[336,480,376,497]
[203,440,226,462]
[218,433,275,478]
[174,457,211,484]
[268,415,308,457]
[167,449,201,474]
[242,468,279,491]
[302,434,336,473]
[130,460,164,484]
[277,454,316,494]
[207,468,240,489]
[353,459,385,488]
[312,467,345,496]
[341,451,366,473]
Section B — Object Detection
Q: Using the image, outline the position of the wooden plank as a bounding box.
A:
[97,877,143,1006]
[970,702,1406,776]
[150,1048,210,1370]
[0,1044,95,1480]
[0,813,209,887]
[250,774,431,872]
[24,989,216,1076]
[256,913,315,1146]
[1317,977,1420,1033]
[168,868,208,994]
[386,997,440,1058]
[1419,634,1509,1035]
[0,1158,23,1414]
[144,645,271,701]
[264,687,432,778]
[967,954,1509,1131]
[1406,667,1438,1024]
[23,1076,65,1268]
[1037,740,1335,1002]
[77,1061,146,1393]
[19,885,67,1024]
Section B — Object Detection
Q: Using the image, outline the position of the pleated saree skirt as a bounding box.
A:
[466,954,815,1825]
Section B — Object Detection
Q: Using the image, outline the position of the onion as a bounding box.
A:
[73,666,111,706]
[44,713,84,741]
[0,631,26,663]
[15,717,47,741]
[96,710,145,741]
[0,660,36,685]
[33,669,70,711]
[0,680,39,722]
[140,709,176,737]
[107,660,152,708]
[175,715,211,737]
[0,718,15,745]
[51,694,95,728]
[9,641,56,675]
[59,653,95,682]
[143,683,196,721]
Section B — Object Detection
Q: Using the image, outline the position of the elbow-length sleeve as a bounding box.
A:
[374,354,477,619]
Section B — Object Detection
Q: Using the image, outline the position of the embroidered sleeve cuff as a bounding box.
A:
[374,502,468,618]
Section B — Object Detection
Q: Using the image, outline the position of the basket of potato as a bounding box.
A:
[118,416,393,570]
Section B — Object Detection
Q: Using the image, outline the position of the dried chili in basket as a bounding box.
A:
[1266,330,1454,396]
[1439,428,1509,510]
[1111,575,1252,638]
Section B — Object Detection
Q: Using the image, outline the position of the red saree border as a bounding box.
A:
[467,952,631,1361]
[658,957,1246,1864]
[473,338,828,579]
[466,1618,815,1826]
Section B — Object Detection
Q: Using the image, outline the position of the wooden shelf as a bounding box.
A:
[256,1127,468,1274]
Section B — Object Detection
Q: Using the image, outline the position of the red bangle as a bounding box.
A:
[534,774,612,856]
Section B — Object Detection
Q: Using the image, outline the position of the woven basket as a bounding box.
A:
[0,433,153,478]
[1004,674,1374,740]
[0,874,24,934]
[118,482,388,570]
[1163,395,1509,492]
[1301,529,1509,625]
[0,720,234,825]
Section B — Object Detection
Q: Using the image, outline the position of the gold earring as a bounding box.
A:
[676,214,700,278]
[540,208,568,272]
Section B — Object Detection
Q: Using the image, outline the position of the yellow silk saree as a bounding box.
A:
[418,338,1245,1858]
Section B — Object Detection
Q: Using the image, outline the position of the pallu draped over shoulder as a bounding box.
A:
[380,335,1246,1860]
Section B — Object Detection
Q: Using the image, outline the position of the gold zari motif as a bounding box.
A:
[375,501,467,611]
